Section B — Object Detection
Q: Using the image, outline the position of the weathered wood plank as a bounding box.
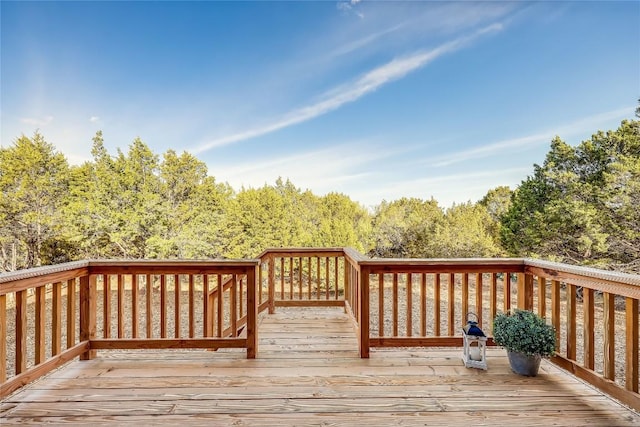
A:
[3,307,638,425]
[2,411,638,427]
[1,395,628,418]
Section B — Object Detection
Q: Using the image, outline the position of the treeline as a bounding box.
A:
[1,118,638,273]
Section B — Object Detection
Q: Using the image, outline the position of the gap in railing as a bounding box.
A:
[261,255,347,301]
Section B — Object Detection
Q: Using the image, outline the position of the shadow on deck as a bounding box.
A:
[1,307,639,426]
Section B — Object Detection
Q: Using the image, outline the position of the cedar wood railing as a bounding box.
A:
[1,248,638,410]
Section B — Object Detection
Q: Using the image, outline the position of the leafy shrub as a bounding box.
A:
[492,309,556,357]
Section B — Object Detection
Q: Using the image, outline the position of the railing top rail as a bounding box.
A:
[87,259,260,276]
[0,259,260,293]
[524,258,640,286]
[86,259,260,268]
[342,247,370,263]
[0,260,89,284]
[257,247,347,259]
[357,257,525,274]
[359,257,524,266]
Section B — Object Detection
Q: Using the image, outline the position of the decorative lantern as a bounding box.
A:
[462,312,488,370]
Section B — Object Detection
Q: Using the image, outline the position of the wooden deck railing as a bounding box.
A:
[257,248,349,313]
[2,249,638,409]
[357,256,640,410]
[0,260,259,398]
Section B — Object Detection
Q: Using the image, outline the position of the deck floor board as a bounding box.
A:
[2,307,639,426]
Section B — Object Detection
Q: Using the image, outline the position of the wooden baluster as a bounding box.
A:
[280,257,285,300]
[131,275,138,338]
[583,287,595,370]
[434,274,441,337]
[504,273,511,312]
[160,275,167,338]
[117,274,124,338]
[52,282,62,356]
[66,279,76,348]
[298,257,303,300]
[316,257,321,300]
[202,275,209,337]
[448,273,455,336]
[344,259,349,306]
[188,275,194,338]
[174,275,180,338]
[217,275,223,337]
[103,275,111,338]
[406,273,413,337]
[307,257,312,299]
[538,277,547,318]
[239,276,244,318]
[15,290,27,374]
[35,285,46,365]
[462,273,469,324]
[475,273,483,328]
[325,257,330,300]
[567,284,577,360]
[420,273,427,337]
[289,257,294,300]
[490,273,497,330]
[0,293,5,381]
[146,274,153,339]
[231,275,238,337]
[392,273,399,337]
[551,280,560,352]
[378,274,384,337]
[626,297,639,392]
[268,256,275,314]
[258,264,263,305]
[335,257,339,300]
[603,292,615,380]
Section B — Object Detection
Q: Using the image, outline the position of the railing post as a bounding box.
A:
[246,265,259,359]
[359,266,370,358]
[626,298,639,393]
[80,274,96,360]
[268,255,275,314]
[517,273,533,311]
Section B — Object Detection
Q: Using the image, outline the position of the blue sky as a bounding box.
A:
[1,1,638,208]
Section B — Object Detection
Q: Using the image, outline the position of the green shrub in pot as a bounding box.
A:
[493,309,556,376]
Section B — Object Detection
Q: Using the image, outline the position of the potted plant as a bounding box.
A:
[492,309,556,376]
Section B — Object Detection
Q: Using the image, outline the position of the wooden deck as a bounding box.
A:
[1,307,639,426]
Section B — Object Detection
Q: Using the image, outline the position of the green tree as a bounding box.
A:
[370,198,444,258]
[501,119,640,271]
[313,192,371,251]
[435,202,502,258]
[0,132,70,270]
[64,134,164,259]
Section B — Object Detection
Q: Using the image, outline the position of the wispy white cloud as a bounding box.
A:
[337,0,364,19]
[20,115,53,126]
[192,23,504,154]
[329,23,406,58]
[356,167,531,207]
[428,106,633,167]
[89,116,100,123]
[210,140,411,196]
